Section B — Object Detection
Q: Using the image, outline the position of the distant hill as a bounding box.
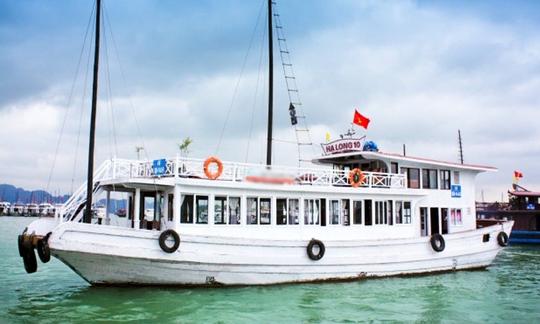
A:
[0,184,69,204]
[0,184,127,212]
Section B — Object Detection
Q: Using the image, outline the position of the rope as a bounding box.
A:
[245,9,267,163]
[70,18,94,194]
[215,0,266,154]
[46,0,95,193]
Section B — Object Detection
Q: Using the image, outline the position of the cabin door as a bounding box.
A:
[430,207,440,235]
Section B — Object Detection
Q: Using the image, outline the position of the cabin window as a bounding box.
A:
[260,198,271,225]
[403,202,411,224]
[214,196,227,224]
[391,162,398,174]
[440,170,451,190]
[247,197,258,224]
[395,201,403,224]
[304,199,320,225]
[180,194,194,223]
[374,201,392,225]
[451,208,462,225]
[167,193,173,221]
[396,201,413,225]
[353,200,362,224]
[365,199,373,225]
[453,171,460,184]
[196,196,208,224]
[441,208,449,234]
[420,207,428,236]
[277,199,287,225]
[288,199,300,225]
[422,169,438,189]
[387,200,393,225]
[277,198,300,225]
[228,197,241,224]
[401,167,420,189]
[342,199,350,226]
[330,200,340,225]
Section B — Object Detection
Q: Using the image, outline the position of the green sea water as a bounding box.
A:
[1,217,539,323]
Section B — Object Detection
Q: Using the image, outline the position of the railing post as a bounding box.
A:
[174,154,179,178]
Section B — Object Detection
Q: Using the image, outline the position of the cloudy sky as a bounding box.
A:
[1,0,539,201]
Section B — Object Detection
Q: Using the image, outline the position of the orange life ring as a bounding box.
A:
[349,168,365,187]
[203,156,223,180]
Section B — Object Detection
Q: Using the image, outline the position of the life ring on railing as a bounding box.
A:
[348,168,365,188]
[307,239,325,261]
[159,229,180,253]
[497,232,509,247]
[203,156,223,180]
[430,233,445,252]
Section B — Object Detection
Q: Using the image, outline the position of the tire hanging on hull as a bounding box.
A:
[430,234,445,252]
[159,229,181,253]
[307,239,325,260]
[497,232,509,247]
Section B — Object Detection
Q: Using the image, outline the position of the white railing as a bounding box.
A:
[57,160,112,223]
[108,157,407,189]
[58,157,406,223]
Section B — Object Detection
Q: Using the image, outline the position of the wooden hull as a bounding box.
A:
[48,221,513,286]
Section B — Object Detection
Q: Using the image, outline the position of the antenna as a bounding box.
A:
[402,144,406,156]
[135,146,144,160]
[458,129,464,164]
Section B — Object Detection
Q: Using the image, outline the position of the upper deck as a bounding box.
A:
[104,156,407,190]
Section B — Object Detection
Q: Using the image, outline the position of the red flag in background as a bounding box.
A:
[353,110,370,129]
[514,170,523,179]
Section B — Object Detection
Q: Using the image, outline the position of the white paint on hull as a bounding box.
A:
[49,221,512,286]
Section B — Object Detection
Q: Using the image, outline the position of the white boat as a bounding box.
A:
[25,203,39,217]
[38,203,55,217]
[0,202,10,215]
[12,203,25,216]
[18,0,513,285]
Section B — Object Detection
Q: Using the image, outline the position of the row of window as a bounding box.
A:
[179,194,413,226]
[400,168,460,190]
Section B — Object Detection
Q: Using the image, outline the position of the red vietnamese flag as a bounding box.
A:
[353,110,370,129]
[514,170,523,178]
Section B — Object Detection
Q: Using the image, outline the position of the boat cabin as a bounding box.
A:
[57,138,495,242]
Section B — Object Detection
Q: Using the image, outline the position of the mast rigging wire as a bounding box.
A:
[215,0,266,155]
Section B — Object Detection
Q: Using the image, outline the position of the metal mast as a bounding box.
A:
[84,0,101,223]
[458,129,464,164]
[266,0,274,166]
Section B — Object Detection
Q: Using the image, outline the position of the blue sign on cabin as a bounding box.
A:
[527,203,535,210]
[152,159,167,176]
[451,185,462,198]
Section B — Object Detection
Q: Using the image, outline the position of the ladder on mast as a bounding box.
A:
[272,2,314,166]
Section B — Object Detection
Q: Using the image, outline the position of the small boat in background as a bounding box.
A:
[0,202,10,215]
[477,184,540,244]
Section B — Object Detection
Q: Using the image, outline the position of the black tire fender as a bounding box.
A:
[22,250,38,274]
[159,229,180,253]
[430,233,445,252]
[307,239,325,261]
[37,237,51,263]
[497,232,509,247]
[18,234,25,257]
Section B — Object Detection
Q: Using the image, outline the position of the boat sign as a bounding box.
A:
[451,185,461,198]
[152,159,167,176]
[321,137,365,155]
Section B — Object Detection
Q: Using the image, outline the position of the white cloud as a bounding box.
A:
[1,1,540,201]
